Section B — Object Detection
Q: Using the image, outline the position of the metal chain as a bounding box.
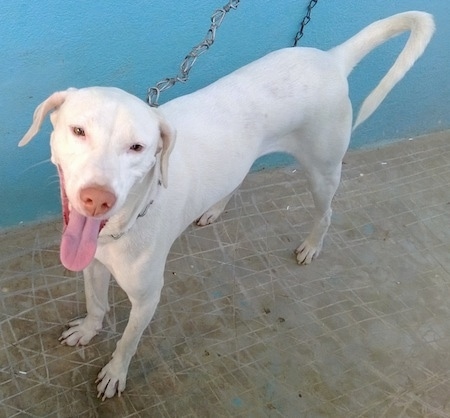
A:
[147,0,318,107]
[147,0,240,107]
[293,0,319,46]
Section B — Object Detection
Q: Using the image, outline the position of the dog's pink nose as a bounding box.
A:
[80,186,116,217]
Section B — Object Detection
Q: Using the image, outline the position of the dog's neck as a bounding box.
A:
[100,158,162,240]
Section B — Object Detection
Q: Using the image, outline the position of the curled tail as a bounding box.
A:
[330,11,435,130]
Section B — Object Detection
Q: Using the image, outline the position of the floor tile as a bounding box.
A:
[1,130,450,417]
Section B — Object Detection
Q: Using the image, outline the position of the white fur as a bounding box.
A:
[19,12,434,399]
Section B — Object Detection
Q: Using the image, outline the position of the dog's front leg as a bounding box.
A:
[59,259,110,346]
[95,273,163,400]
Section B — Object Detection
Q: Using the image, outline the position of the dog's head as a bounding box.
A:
[19,87,176,271]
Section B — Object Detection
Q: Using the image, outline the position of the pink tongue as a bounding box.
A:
[60,210,102,272]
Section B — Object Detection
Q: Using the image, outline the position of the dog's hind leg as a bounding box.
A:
[295,162,343,265]
[295,162,342,264]
[288,118,350,265]
[197,190,235,226]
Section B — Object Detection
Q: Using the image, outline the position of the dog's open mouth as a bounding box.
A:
[58,167,106,272]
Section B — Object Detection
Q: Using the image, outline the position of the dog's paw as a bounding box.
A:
[96,359,127,400]
[59,318,100,346]
[196,209,221,226]
[295,240,321,265]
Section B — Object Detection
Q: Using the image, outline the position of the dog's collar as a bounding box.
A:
[109,193,157,240]
[103,160,163,240]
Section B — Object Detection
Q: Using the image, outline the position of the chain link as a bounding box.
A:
[147,0,318,107]
[147,0,240,107]
[293,0,319,47]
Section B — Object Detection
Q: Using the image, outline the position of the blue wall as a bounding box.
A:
[1,0,449,228]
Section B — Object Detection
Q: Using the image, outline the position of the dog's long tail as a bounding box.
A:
[330,11,435,130]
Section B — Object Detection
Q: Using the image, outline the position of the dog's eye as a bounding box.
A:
[129,144,144,152]
[72,126,85,137]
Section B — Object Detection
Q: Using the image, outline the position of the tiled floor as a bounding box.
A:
[1,130,450,417]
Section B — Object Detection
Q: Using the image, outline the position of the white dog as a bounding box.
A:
[19,11,434,399]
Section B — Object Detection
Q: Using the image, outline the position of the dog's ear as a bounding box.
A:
[18,89,76,147]
[157,116,176,188]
